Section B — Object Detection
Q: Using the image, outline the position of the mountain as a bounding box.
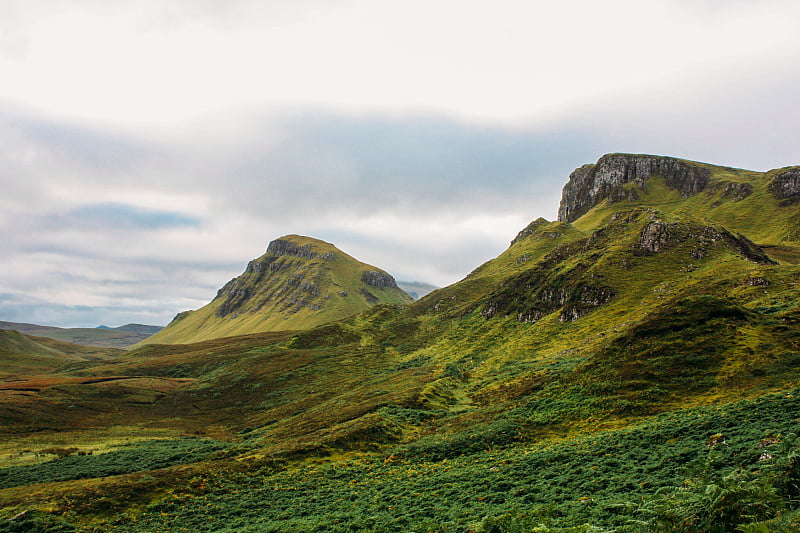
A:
[96,324,162,335]
[2,154,800,532]
[142,235,413,344]
[0,321,163,348]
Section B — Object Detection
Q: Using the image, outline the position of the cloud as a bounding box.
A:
[47,203,202,231]
[1,0,799,327]
[213,112,596,221]
[0,292,176,329]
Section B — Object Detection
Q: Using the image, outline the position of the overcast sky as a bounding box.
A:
[1,0,799,328]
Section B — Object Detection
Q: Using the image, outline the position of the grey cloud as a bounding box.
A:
[558,64,800,172]
[47,203,202,231]
[312,227,506,285]
[218,113,600,221]
[0,293,172,328]
[0,108,168,174]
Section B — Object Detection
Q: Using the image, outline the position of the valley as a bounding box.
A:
[2,153,800,532]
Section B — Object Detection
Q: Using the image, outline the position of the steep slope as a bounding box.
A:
[3,154,800,532]
[143,235,412,344]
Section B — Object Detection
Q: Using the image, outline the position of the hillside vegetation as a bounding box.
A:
[0,322,162,348]
[142,235,412,345]
[2,154,800,532]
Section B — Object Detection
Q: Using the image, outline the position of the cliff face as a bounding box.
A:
[557,154,711,222]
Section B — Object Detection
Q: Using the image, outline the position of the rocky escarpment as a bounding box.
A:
[265,239,337,261]
[361,270,399,289]
[769,167,800,203]
[557,154,712,222]
[636,219,776,264]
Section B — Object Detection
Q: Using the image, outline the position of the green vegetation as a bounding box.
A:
[143,235,412,345]
[0,322,161,349]
[0,438,228,489]
[2,154,800,531]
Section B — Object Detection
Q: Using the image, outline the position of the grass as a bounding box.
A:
[142,235,412,345]
[12,386,794,532]
[2,155,800,531]
[0,437,229,489]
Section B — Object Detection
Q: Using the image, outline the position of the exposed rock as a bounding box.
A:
[361,270,399,289]
[634,218,775,265]
[746,277,770,287]
[510,219,566,247]
[482,268,614,324]
[172,310,192,322]
[768,168,800,202]
[266,239,319,259]
[558,154,711,222]
[720,181,753,201]
[638,221,672,253]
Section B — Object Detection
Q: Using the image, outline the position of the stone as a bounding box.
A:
[638,221,672,253]
[266,239,319,259]
[768,168,800,202]
[361,270,399,289]
[558,154,711,222]
[721,181,753,201]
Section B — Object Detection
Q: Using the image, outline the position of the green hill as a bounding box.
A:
[0,322,163,348]
[0,330,123,378]
[2,154,800,532]
[141,235,413,344]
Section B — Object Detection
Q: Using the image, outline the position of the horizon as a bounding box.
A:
[2,0,799,328]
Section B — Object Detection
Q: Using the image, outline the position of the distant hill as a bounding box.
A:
[0,321,163,348]
[0,329,123,377]
[141,235,413,345]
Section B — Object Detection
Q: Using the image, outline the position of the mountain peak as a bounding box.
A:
[141,235,411,344]
[265,235,338,261]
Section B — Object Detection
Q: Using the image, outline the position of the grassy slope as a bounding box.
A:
[143,235,412,345]
[0,330,123,378]
[2,157,800,530]
[0,322,160,348]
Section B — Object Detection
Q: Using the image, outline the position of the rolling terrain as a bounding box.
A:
[2,153,800,532]
[0,322,163,349]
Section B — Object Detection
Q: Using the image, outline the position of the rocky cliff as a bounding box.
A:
[557,153,713,222]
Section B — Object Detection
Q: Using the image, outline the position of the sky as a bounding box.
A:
[1,0,799,328]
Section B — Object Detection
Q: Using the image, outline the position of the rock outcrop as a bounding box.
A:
[634,217,776,265]
[769,168,800,203]
[557,154,711,222]
[361,270,399,289]
[265,239,336,260]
